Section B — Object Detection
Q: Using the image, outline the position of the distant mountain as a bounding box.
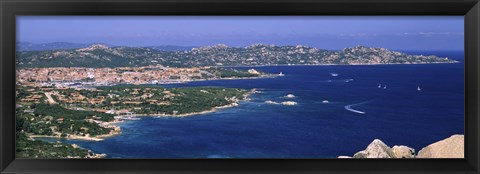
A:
[146,45,197,51]
[17,42,196,52]
[16,42,114,51]
[16,44,458,68]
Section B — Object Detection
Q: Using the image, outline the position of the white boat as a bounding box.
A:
[330,73,339,77]
[417,86,422,91]
[281,101,298,106]
[284,94,296,98]
[322,100,329,103]
[278,72,285,76]
[378,84,382,88]
[383,85,387,89]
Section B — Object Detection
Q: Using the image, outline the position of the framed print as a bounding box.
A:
[1,0,479,173]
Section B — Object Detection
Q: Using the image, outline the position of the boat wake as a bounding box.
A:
[344,100,371,114]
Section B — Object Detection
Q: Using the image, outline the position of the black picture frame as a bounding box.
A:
[1,0,479,173]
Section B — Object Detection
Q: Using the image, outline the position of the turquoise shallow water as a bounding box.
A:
[37,51,465,158]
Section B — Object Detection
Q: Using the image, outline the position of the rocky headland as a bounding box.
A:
[339,134,464,158]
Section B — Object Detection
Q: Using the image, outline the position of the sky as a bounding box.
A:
[16,16,464,51]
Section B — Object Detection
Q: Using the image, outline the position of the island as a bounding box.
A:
[16,44,457,68]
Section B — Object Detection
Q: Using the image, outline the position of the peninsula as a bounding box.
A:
[16,84,251,158]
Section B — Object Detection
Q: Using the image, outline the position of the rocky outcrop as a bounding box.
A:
[391,145,415,158]
[417,135,464,158]
[352,139,396,158]
[339,134,464,159]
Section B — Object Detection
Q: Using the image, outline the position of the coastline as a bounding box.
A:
[124,102,241,118]
[21,62,464,158]
[26,134,108,158]
[16,60,460,70]
[31,62,460,88]
[28,121,122,142]
[218,61,460,68]
[114,89,253,118]
[29,91,252,142]
[74,74,277,87]
[192,75,278,82]
[29,134,104,141]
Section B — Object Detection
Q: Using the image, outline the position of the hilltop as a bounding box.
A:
[16,44,458,68]
[16,42,195,51]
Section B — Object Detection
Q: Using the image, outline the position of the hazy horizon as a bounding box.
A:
[17,16,464,51]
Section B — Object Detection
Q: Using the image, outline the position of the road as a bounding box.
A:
[44,92,57,104]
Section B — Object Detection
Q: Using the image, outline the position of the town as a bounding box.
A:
[16,65,270,87]
[15,64,265,158]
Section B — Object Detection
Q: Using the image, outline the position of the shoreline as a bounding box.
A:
[27,134,108,158]
[114,90,253,118]
[29,134,104,141]
[71,75,277,87]
[152,75,277,85]
[28,120,122,142]
[218,61,460,68]
[194,75,277,82]
[122,102,241,118]
[20,62,459,87]
[17,61,461,70]
[30,92,252,142]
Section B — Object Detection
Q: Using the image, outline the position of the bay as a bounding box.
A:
[37,51,464,158]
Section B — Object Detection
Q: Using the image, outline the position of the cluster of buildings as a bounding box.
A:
[17,65,205,86]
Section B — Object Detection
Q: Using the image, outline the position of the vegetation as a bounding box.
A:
[16,132,92,158]
[15,84,249,158]
[16,44,457,68]
[17,105,113,137]
[33,104,114,122]
[16,84,247,137]
[54,85,249,115]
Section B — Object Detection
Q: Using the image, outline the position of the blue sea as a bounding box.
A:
[38,51,465,158]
